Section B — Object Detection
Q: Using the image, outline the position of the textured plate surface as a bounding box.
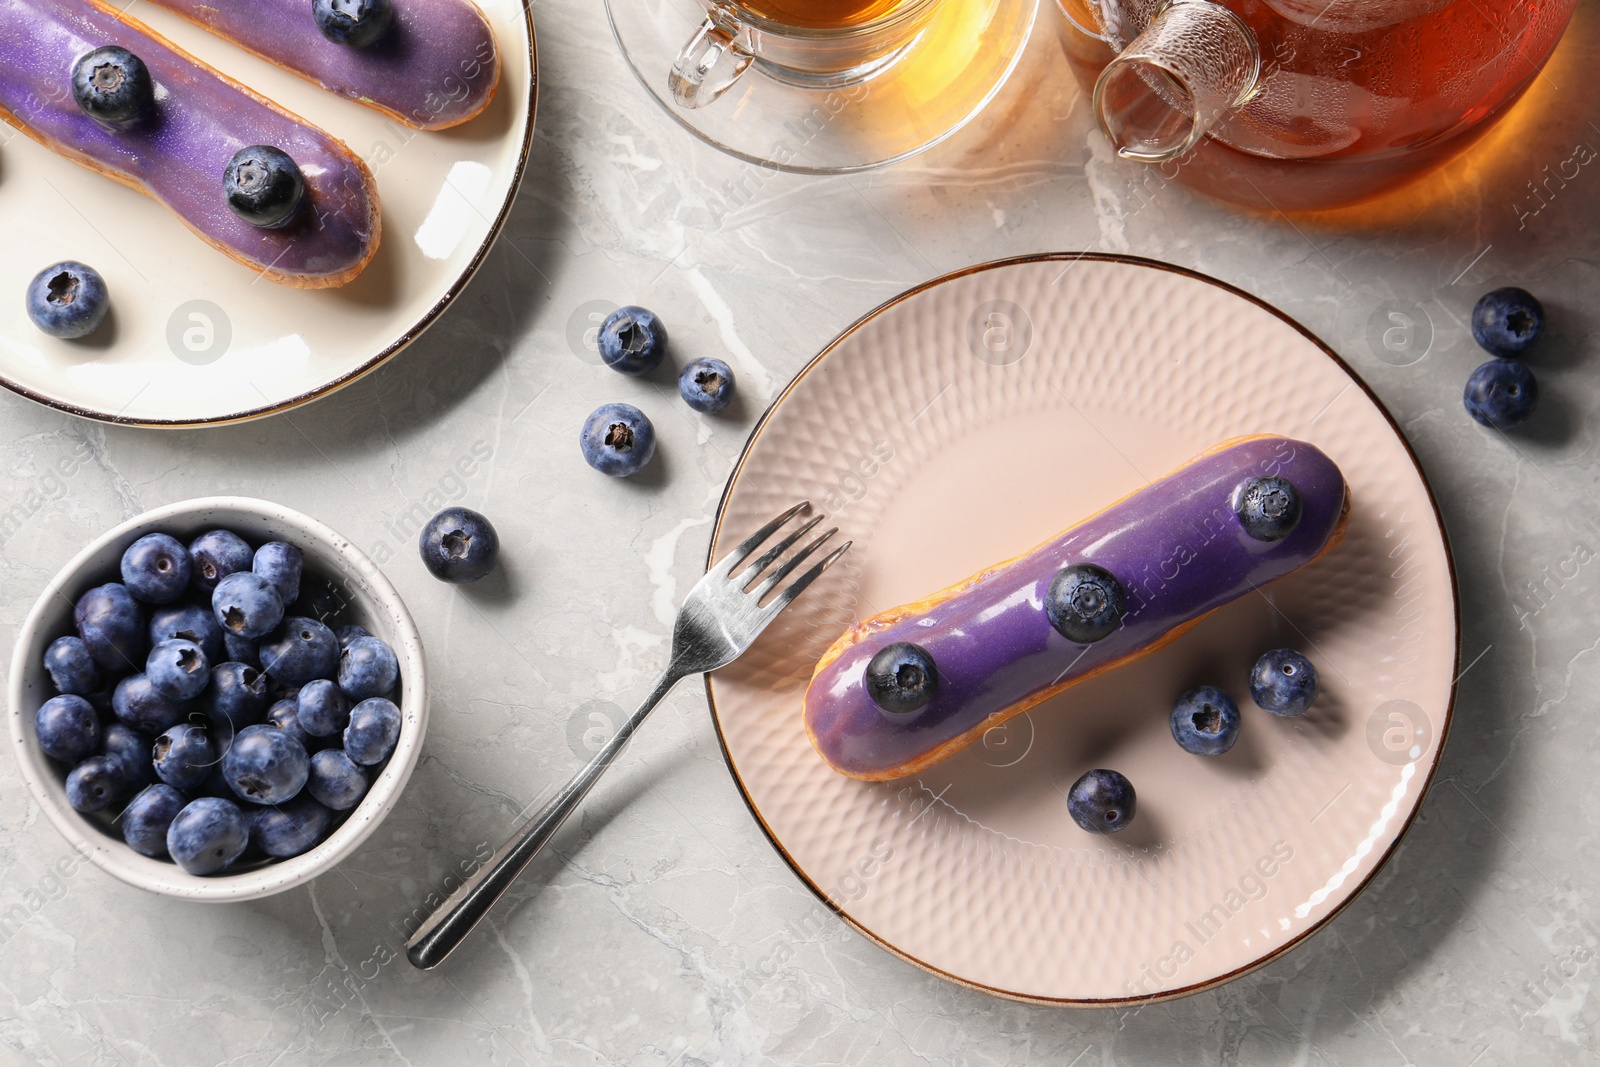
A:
[0,0,534,426]
[707,254,1459,1005]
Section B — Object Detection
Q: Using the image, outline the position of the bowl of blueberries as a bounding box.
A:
[6,497,427,901]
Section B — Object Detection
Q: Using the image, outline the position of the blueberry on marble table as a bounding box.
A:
[251,796,334,858]
[74,582,147,674]
[344,697,401,765]
[1471,287,1544,357]
[1249,648,1318,717]
[679,358,736,413]
[865,642,939,715]
[188,530,254,593]
[307,749,369,810]
[259,616,340,686]
[313,0,395,48]
[34,696,100,764]
[598,306,668,375]
[122,784,186,859]
[418,507,499,583]
[1234,476,1302,542]
[224,145,307,229]
[1464,359,1538,430]
[153,723,216,791]
[70,46,154,127]
[297,678,351,737]
[149,602,225,662]
[43,636,100,696]
[121,533,192,604]
[111,673,186,735]
[145,639,210,702]
[1045,563,1127,643]
[337,635,399,700]
[222,724,310,805]
[167,797,249,875]
[1171,685,1241,756]
[1067,769,1137,834]
[253,542,304,605]
[212,572,285,641]
[581,403,657,477]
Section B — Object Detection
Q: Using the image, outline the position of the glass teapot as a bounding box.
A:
[1057,0,1577,208]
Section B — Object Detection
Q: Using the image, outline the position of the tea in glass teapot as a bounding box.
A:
[1056,0,1577,209]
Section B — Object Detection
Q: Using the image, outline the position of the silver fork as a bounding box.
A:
[406,501,849,970]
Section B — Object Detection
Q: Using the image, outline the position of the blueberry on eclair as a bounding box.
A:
[224,146,307,229]
[71,46,154,127]
[313,0,394,48]
[1234,476,1302,542]
[865,642,938,715]
[1045,563,1127,644]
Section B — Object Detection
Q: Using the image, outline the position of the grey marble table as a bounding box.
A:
[4,1,1600,1064]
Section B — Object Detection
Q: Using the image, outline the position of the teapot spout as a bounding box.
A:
[1092,0,1259,163]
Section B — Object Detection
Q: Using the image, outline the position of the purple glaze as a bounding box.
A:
[804,437,1348,781]
[152,0,499,130]
[0,0,378,286]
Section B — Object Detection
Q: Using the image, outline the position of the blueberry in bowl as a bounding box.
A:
[7,497,426,901]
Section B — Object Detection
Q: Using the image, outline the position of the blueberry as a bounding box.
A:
[581,403,656,477]
[296,678,351,737]
[224,145,307,229]
[222,724,310,805]
[34,695,100,763]
[145,638,210,702]
[74,582,148,674]
[1234,476,1302,542]
[678,357,735,414]
[1464,359,1538,430]
[265,697,313,749]
[120,533,192,604]
[70,46,154,127]
[334,624,370,649]
[166,797,249,875]
[202,662,271,730]
[111,673,186,734]
[252,542,303,605]
[189,530,254,593]
[344,697,401,765]
[259,616,339,686]
[25,261,110,340]
[250,796,334,858]
[122,784,186,858]
[212,571,285,641]
[418,507,499,583]
[1471,287,1544,358]
[307,749,368,810]
[101,722,155,790]
[66,754,129,813]
[43,636,100,696]
[1170,685,1241,756]
[149,602,225,663]
[336,636,399,701]
[224,632,261,669]
[312,0,394,47]
[1249,648,1318,717]
[1045,564,1127,643]
[864,642,937,715]
[597,306,667,375]
[152,723,216,791]
[1066,768,1137,834]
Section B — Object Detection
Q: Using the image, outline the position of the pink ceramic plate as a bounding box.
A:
[706,254,1458,1005]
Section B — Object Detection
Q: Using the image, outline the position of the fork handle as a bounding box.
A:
[406,669,682,970]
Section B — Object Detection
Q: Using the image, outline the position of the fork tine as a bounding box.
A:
[711,501,812,577]
[735,513,825,586]
[751,527,838,602]
[761,542,852,620]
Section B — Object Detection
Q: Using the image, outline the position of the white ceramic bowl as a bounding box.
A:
[7,498,427,901]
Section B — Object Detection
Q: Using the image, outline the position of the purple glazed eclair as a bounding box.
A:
[149,0,500,130]
[0,0,379,288]
[803,436,1350,781]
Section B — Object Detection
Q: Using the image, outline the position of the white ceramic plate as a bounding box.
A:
[707,254,1459,1005]
[0,1,535,426]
